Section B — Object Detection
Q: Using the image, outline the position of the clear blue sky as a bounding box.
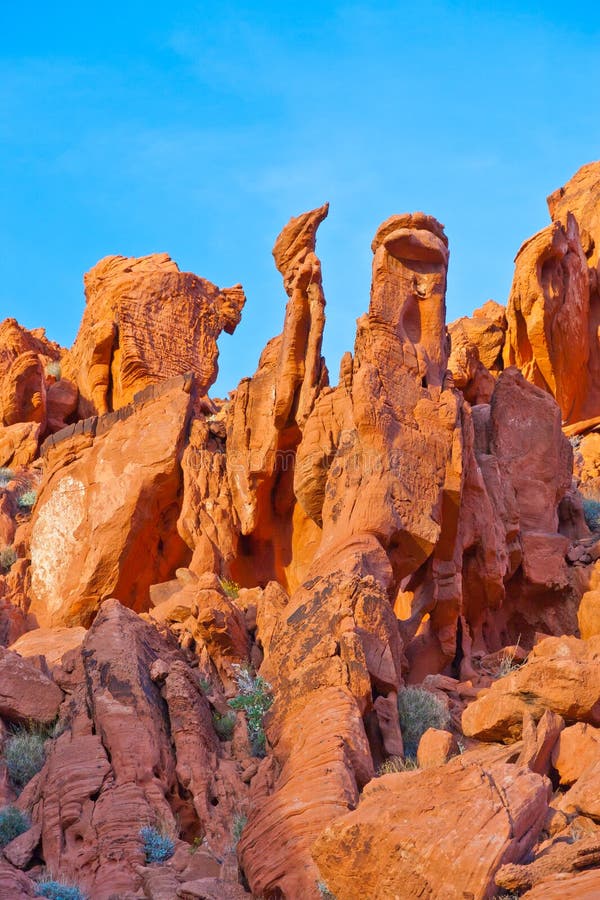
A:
[1,1,599,394]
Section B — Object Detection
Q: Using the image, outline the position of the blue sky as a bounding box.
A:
[1,1,599,394]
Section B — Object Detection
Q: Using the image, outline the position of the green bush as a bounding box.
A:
[0,545,17,572]
[5,725,48,790]
[583,498,600,532]
[0,467,14,487]
[397,686,450,758]
[17,489,37,510]
[0,805,30,847]
[35,879,86,900]
[219,578,240,599]
[228,665,273,757]
[212,711,236,740]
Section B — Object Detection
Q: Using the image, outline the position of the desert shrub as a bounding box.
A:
[0,467,14,487]
[140,825,175,864]
[397,686,450,758]
[212,711,236,740]
[232,813,247,846]
[45,360,62,380]
[497,638,526,678]
[4,725,48,790]
[317,882,337,899]
[377,755,419,775]
[219,577,240,599]
[17,489,37,510]
[0,805,30,847]
[35,879,86,900]
[583,498,600,532]
[0,545,17,572]
[228,665,273,756]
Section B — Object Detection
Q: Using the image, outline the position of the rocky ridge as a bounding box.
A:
[0,162,600,897]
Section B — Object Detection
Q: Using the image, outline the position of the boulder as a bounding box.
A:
[0,647,63,724]
[463,636,600,741]
[9,627,86,665]
[312,759,550,900]
[28,376,193,626]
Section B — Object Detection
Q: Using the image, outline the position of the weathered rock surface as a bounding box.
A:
[28,376,193,626]
[313,759,550,900]
[63,253,245,417]
[9,626,86,664]
[463,636,600,741]
[0,646,63,723]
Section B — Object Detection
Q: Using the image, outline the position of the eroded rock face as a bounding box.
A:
[17,600,247,899]
[312,759,550,900]
[63,253,245,416]
[28,376,193,627]
[462,636,600,742]
[503,162,600,431]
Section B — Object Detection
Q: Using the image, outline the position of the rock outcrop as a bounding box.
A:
[63,253,245,417]
[2,162,600,898]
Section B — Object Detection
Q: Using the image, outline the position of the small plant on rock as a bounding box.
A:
[140,825,175,864]
[377,755,419,775]
[231,813,247,847]
[4,723,49,790]
[35,878,86,900]
[17,489,37,510]
[583,498,600,532]
[0,545,17,572]
[212,710,236,740]
[45,360,62,380]
[317,881,337,899]
[397,686,450,758]
[0,805,30,847]
[0,467,14,487]
[219,577,240,599]
[228,665,273,757]
[498,637,526,678]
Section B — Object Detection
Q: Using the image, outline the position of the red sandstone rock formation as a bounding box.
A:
[2,164,600,897]
[63,253,245,417]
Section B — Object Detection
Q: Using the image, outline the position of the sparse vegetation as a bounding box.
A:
[0,467,14,487]
[140,825,175,864]
[17,489,37,510]
[4,724,48,790]
[317,881,337,899]
[583,498,600,532]
[0,805,30,847]
[45,360,62,380]
[189,835,204,854]
[219,577,240,599]
[498,636,526,678]
[377,755,419,775]
[228,665,273,757]
[568,434,582,450]
[212,710,236,740]
[35,879,86,900]
[397,686,450,758]
[0,545,17,572]
[232,813,247,846]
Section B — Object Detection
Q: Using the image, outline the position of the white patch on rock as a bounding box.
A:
[30,476,86,614]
